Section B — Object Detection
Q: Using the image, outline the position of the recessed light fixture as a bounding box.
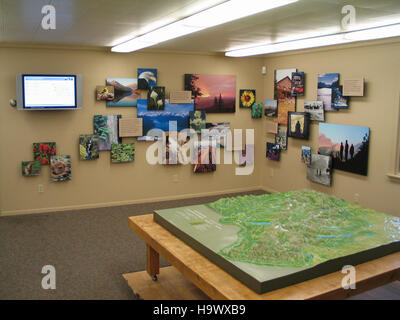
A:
[111,0,298,53]
[225,23,400,57]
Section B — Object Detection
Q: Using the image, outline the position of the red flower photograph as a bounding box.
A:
[33,142,56,166]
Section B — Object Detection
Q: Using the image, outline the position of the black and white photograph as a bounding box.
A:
[275,127,287,150]
[304,100,324,121]
[306,154,332,186]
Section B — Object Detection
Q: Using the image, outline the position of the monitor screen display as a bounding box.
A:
[22,75,77,109]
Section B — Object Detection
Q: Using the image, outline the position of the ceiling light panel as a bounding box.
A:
[111,0,298,53]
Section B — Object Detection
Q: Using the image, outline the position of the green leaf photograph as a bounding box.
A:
[111,143,135,163]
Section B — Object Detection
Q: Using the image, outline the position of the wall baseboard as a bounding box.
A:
[261,185,280,194]
[0,186,264,217]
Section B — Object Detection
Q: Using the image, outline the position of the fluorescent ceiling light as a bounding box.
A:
[111,0,298,53]
[225,23,400,57]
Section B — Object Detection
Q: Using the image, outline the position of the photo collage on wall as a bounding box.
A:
[20,142,71,182]
[86,70,242,174]
[264,67,367,185]
[265,68,303,162]
[19,61,368,189]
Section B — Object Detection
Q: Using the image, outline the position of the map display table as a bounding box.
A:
[154,190,400,294]
[127,216,400,300]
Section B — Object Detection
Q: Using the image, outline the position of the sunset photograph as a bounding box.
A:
[318,123,370,176]
[184,74,236,113]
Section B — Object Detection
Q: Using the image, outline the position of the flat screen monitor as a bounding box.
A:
[16,74,82,110]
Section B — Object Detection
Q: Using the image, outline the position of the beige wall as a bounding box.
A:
[1,39,400,217]
[0,47,265,215]
[261,40,400,216]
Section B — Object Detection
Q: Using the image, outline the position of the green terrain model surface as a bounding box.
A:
[206,190,400,268]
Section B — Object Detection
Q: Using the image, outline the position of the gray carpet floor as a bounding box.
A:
[0,189,399,300]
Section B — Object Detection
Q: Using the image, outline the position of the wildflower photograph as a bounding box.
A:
[239,89,256,108]
[148,86,165,110]
[189,110,206,133]
[33,142,56,165]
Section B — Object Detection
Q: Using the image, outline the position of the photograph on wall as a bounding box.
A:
[291,72,305,97]
[21,160,41,177]
[96,86,114,101]
[79,134,99,160]
[50,155,71,182]
[317,73,339,112]
[94,115,121,151]
[111,143,135,163]
[137,68,157,90]
[238,144,254,167]
[264,99,278,117]
[304,100,324,122]
[184,74,236,113]
[33,142,56,165]
[306,154,332,186]
[251,103,262,118]
[163,134,178,165]
[162,133,191,165]
[137,99,194,140]
[331,85,349,109]
[106,78,140,107]
[239,89,256,108]
[274,68,297,124]
[204,122,230,148]
[193,141,217,173]
[318,123,370,176]
[189,110,206,133]
[287,112,310,139]
[301,146,312,165]
[148,86,165,110]
[275,127,287,150]
[266,142,280,161]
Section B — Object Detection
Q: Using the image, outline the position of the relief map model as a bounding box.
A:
[154,190,400,293]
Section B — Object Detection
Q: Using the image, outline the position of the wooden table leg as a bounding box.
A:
[146,244,160,281]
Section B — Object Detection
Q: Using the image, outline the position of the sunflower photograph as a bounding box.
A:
[239,89,256,108]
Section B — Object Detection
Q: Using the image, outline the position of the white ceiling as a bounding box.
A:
[1,0,400,53]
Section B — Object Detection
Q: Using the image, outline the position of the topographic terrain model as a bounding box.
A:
[154,190,400,293]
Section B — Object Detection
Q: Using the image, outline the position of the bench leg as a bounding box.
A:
[146,244,160,281]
